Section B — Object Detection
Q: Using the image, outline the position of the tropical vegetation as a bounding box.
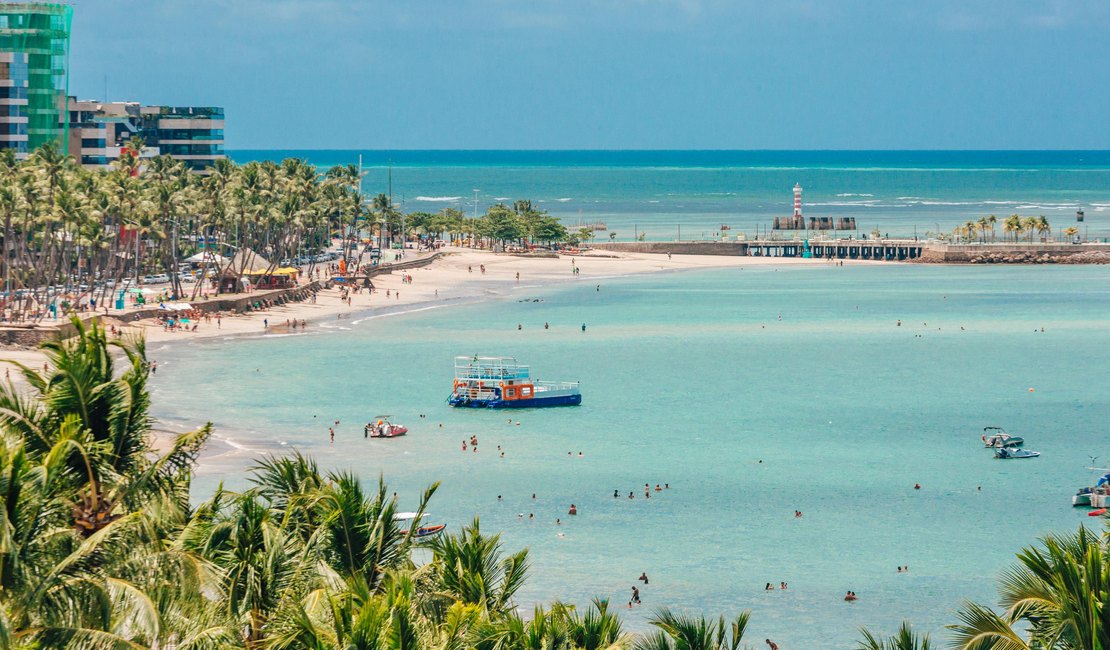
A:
[0,144,572,323]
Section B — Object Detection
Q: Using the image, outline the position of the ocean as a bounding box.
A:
[228,150,1110,240]
[151,261,1110,648]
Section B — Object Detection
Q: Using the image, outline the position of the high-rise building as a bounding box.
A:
[66,99,226,172]
[0,3,72,159]
[139,105,225,172]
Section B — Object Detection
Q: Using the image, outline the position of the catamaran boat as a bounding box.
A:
[995,447,1040,459]
[394,511,447,540]
[448,356,582,409]
[365,416,407,438]
[982,427,1024,448]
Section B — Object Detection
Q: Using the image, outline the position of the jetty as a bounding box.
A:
[593,240,1110,263]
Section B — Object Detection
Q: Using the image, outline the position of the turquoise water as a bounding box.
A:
[229,150,1110,240]
[152,264,1110,648]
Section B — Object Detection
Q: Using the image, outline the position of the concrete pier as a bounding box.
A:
[592,240,1110,263]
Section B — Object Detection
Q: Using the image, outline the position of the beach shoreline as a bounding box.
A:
[1,247,878,367]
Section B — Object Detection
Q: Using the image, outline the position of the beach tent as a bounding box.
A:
[228,249,272,273]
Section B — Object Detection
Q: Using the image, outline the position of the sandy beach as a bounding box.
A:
[0,247,874,373]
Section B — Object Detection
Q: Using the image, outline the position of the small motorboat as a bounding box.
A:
[982,427,1023,448]
[995,447,1040,459]
[1073,471,1110,507]
[395,511,447,541]
[366,415,408,438]
[414,524,447,539]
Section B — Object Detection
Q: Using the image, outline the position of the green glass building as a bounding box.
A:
[0,3,72,158]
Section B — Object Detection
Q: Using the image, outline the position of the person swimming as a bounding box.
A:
[639,572,649,584]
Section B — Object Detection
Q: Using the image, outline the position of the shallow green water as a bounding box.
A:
[152,264,1110,648]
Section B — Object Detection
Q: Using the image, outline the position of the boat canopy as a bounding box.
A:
[1097,474,1110,487]
[454,356,531,381]
[394,512,422,521]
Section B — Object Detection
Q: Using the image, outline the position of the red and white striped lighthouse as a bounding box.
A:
[793,183,803,217]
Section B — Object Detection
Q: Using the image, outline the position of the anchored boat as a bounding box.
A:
[995,447,1040,459]
[448,356,581,408]
[982,426,1024,448]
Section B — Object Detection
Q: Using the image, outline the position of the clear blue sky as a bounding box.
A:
[69,0,1110,150]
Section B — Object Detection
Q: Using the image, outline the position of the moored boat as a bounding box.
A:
[1073,471,1110,507]
[982,427,1023,448]
[448,356,581,409]
[995,447,1040,459]
[395,511,447,541]
[365,416,407,438]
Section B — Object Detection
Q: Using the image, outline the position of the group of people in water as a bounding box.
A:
[613,483,670,499]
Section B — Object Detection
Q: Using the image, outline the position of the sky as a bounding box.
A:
[68,0,1110,150]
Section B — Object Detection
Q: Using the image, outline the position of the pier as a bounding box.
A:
[747,239,924,260]
[592,240,1110,263]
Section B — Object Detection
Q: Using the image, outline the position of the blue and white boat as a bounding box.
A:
[448,356,581,409]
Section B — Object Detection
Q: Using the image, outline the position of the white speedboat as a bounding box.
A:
[982,427,1023,448]
[995,447,1039,459]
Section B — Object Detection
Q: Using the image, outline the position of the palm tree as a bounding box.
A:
[987,214,998,242]
[1003,215,1022,242]
[0,317,211,531]
[857,622,931,649]
[428,518,529,618]
[635,608,751,650]
[949,525,1110,650]
[1035,216,1051,242]
[1022,216,1038,243]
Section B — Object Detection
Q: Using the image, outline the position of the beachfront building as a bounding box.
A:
[65,99,225,172]
[144,105,225,172]
[0,3,72,159]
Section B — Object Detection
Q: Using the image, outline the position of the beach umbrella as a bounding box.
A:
[1097,473,1110,487]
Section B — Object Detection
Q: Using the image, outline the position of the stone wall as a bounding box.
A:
[915,244,1110,263]
[0,281,323,348]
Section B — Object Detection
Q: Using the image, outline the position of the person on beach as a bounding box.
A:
[544,322,549,329]
[765,640,778,650]
[631,586,640,604]
[329,427,334,443]
[264,318,268,328]
[628,492,634,499]
[614,489,620,498]
[581,323,586,332]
